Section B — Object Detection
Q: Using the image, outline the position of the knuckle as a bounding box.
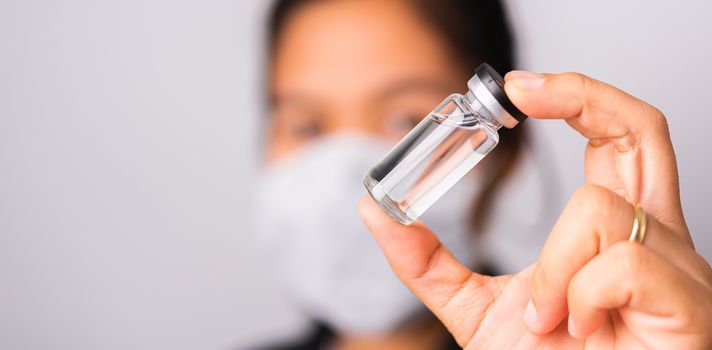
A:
[567,269,587,307]
[559,72,598,116]
[615,242,647,283]
[629,98,670,139]
[566,72,596,94]
[563,71,591,85]
[532,264,553,302]
[571,185,616,220]
[701,261,712,289]
[647,105,670,136]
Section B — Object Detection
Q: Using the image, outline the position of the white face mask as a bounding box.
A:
[253,132,481,335]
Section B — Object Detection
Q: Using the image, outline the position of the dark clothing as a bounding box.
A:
[251,264,503,350]
[251,323,462,350]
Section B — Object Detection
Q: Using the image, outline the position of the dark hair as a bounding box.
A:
[267,0,526,233]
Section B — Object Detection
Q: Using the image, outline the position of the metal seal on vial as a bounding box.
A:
[465,64,527,129]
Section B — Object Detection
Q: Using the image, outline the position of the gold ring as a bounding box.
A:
[629,203,648,244]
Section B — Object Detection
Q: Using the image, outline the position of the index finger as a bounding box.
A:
[504,71,668,140]
[504,70,687,236]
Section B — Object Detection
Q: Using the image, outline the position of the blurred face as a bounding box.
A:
[258,0,485,334]
[268,0,465,162]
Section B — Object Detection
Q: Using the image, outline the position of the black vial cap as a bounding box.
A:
[474,63,528,122]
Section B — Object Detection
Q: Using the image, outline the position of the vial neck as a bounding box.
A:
[484,116,503,131]
[465,91,503,130]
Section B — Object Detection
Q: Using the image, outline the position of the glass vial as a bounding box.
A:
[363,63,528,224]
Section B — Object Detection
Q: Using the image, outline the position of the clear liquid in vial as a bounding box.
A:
[364,111,498,224]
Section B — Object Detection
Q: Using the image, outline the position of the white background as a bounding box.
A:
[1,0,710,349]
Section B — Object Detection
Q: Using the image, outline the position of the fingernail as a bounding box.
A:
[507,70,545,90]
[523,300,538,330]
[567,314,577,337]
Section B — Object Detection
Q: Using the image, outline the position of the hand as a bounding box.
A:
[358,71,712,349]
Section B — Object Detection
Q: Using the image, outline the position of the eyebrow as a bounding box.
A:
[270,78,455,109]
[372,78,455,103]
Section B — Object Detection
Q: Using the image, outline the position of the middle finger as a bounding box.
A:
[524,184,707,335]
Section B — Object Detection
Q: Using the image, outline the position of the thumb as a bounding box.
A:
[358,196,493,346]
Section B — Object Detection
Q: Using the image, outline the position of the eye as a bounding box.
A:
[384,112,423,137]
[270,102,324,142]
[290,118,322,139]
